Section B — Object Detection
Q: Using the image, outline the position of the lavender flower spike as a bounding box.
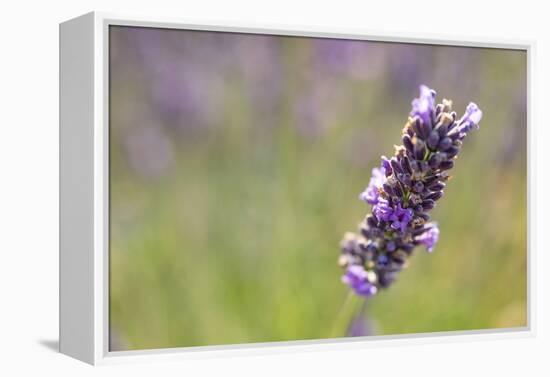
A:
[339,85,482,296]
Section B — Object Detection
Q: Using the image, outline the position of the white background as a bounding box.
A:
[1,0,548,375]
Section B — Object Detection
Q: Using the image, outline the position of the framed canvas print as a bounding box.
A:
[59,12,533,365]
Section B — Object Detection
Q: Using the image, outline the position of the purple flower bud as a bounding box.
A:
[413,181,424,193]
[439,160,454,170]
[373,197,393,222]
[401,156,413,175]
[381,156,392,176]
[439,137,453,151]
[409,159,419,173]
[414,139,426,160]
[446,146,459,158]
[373,198,413,233]
[426,191,443,201]
[428,152,445,168]
[419,211,431,220]
[418,121,432,140]
[458,102,483,133]
[424,175,438,186]
[366,215,378,228]
[398,173,412,187]
[341,265,378,297]
[448,130,462,141]
[387,202,413,233]
[359,166,387,205]
[376,254,389,268]
[418,161,429,173]
[437,123,449,138]
[401,243,415,253]
[382,183,395,197]
[390,158,403,174]
[421,199,435,210]
[411,118,423,139]
[415,224,440,252]
[410,85,436,127]
[402,134,414,154]
[427,130,440,150]
[427,181,445,191]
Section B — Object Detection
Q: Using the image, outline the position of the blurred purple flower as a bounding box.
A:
[314,39,387,80]
[388,45,431,93]
[237,35,283,128]
[294,76,345,139]
[314,39,358,74]
[152,63,208,124]
[415,224,440,253]
[125,126,174,180]
[129,28,232,132]
[359,166,387,205]
[410,84,436,125]
[457,102,483,133]
[341,265,377,297]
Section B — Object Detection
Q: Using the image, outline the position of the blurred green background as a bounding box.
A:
[108,26,527,351]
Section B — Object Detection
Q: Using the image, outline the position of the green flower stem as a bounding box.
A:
[330,291,361,338]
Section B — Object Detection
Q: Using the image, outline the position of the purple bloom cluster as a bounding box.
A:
[341,265,378,297]
[359,166,387,205]
[339,85,482,297]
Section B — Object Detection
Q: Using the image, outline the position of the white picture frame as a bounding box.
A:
[59,11,535,365]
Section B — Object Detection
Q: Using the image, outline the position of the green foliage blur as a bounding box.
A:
[108,26,527,351]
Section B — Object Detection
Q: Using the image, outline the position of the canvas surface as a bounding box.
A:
[108,25,527,351]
